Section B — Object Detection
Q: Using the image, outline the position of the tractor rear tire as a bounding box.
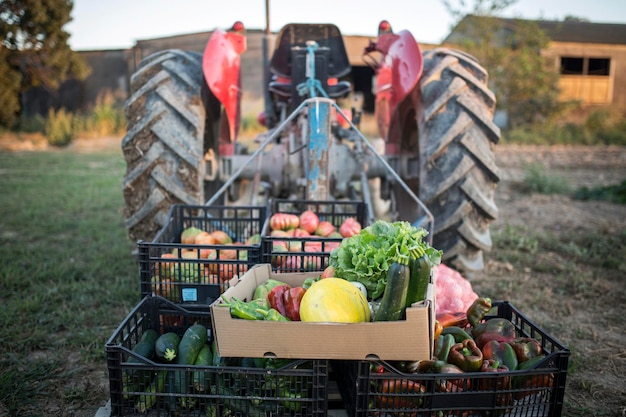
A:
[121,49,206,243]
[417,47,501,276]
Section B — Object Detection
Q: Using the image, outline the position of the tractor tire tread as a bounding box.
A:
[121,49,206,243]
[418,47,500,275]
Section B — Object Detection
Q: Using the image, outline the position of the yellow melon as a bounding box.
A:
[300,278,370,323]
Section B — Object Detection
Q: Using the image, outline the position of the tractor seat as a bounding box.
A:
[268,76,352,99]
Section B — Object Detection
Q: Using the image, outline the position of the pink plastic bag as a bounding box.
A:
[434,264,478,315]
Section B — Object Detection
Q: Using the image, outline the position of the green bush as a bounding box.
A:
[17,114,46,133]
[522,162,572,194]
[72,92,126,138]
[574,180,626,204]
[44,108,74,147]
[503,107,626,146]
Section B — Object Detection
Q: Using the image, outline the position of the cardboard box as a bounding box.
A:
[211,264,435,360]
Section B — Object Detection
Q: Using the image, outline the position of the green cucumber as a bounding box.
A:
[192,343,213,392]
[375,258,411,321]
[155,332,180,362]
[406,248,431,308]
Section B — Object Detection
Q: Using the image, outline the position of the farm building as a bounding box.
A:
[444,16,626,109]
[22,18,626,119]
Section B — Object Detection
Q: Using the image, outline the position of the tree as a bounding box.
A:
[0,0,90,128]
[442,0,563,128]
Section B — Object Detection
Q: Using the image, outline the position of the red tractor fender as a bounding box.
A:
[202,23,247,155]
[372,29,423,156]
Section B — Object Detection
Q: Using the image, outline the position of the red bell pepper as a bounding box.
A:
[471,318,517,349]
[482,340,518,371]
[448,339,484,372]
[267,284,290,317]
[436,311,468,328]
[376,378,426,408]
[479,359,513,407]
[508,337,544,363]
[466,297,492,327]
[433,361,470,392]
[283,286,306,321]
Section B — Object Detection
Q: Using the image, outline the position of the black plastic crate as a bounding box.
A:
[106,296,329,417]
[333,301,570,417]
[261,199,366,272]
[138,205,266,305]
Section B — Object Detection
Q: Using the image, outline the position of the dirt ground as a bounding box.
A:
[479,144,626,417]
[3,136,625,416]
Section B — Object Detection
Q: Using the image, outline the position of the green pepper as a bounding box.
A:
[433,360,469,392]
[448,339,484,372]
[259,307,290,322]
[480,358,509,373]
[302,277,318,290]
[472,318,517,349]
[482,340,518,371]
[512,355,552,399]
[508,337,544,363]
[466,297,492,327]
[404,359,437,374]
[440,326,473,343]
[262,278,289,292]
[250,296,270,310]
[433,333,455,361]
[222,296,268,320]
[252,283,270,301]
[433,360,465,374]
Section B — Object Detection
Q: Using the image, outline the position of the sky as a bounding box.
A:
[66,0,626,51]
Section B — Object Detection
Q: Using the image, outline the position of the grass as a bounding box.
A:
[1,143,624,416]
[574,179,626,204]
[0,149,138,415]
[521,160,626,207]
[521,162,572,194]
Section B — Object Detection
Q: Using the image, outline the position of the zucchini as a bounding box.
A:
[406,248,431,308]
[155,331,180,362]
[176,323,209,408]
[177,323,209,365]
[134,370,167,413]
[128,329,158,363]
[374,257,410,321]
[122,329,158,395]
[192,343,213,392]
[212,339,226,367]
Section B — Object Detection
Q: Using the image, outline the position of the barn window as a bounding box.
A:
[588,58,610,76]
[560,56,611,76]
[560,57,584,75]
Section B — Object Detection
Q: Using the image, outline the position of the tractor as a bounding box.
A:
[121,20,500,277]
